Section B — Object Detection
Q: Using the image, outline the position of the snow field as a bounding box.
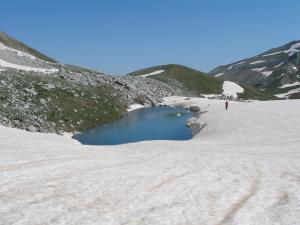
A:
[0,97,300,225]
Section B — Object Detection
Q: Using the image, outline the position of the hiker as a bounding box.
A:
[225,101,228,110]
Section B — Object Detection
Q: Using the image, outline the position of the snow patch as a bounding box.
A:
[274,62,284,68]
[263,51,283,57]
[214,72,224,77]
[275,87,300,98]
[127,104,145,112]
[261,71,273,77]
[277,73,286,79]
[228,61,245,70]
[139,70,165,78]
[222,81,244,98]
[279,81,300,89]
[252,67,267,72]
[250,60,265,65]
[0,42,36,60]
[263,42,300,57]
[0,59,59,73]
[251,67,273,77]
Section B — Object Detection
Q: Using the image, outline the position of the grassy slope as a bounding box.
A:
[238,85,278,100]
[129,64,276,100]
[0,32,57,63]
[129,64,223,95]
[0,72,127,132]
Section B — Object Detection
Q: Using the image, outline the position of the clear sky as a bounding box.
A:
[1,0,300,74]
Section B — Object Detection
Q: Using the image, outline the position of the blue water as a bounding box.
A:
[73,106,193,145]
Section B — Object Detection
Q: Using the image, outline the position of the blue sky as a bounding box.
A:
[1,0,300,74]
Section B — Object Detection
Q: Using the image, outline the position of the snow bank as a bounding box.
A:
[251,67,273,77]
[279,81,300,89]
[228,61,245,70]
[251,67,266,72]
[214,72,223,77]
[275,87,300,98]
[127,104,145,112]
[263,42,300,57]
[139,70,165,78]
[0,58,59,73]
[274,62,284,68]
[261,70,273,77]
[222,81,244,98]
[1,97,300,225]
[250,60,265,65]
[0,42,37,60]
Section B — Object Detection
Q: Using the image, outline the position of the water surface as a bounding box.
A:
[73,106,193,145]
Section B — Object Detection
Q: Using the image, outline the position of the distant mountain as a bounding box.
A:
[210,41,300,99]
[128,64,276,100]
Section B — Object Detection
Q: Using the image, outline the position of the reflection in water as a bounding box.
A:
[73,106,193,145]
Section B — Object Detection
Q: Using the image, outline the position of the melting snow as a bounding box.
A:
[263,42,300,57]
[127,104,145,112]
[0,42,37,60]
[214,72,224,77]
[274,62,284,68]
[251,67,273,77]
[228,61,245,70]
[250,60,265,65]
[275,87,300,98]
[222,81,244,98]
[277,73,286,79]
[263,51,283,57]
[139,70,165,78]
[1,97,300,224]
[252,67,267,72]
[279,81,300,89]
[261,71,273,77]
[0,59,59,73]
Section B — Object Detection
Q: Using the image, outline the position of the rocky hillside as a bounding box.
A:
[128,64,276,100]
[0,32,179,133]
[210,41,300,99]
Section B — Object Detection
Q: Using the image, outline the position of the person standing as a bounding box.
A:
[225,101,229,110]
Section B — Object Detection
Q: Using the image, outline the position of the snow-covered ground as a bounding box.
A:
[1,97,300,225]
[127,104,145,112]
[0,58,59,73]
[222,81,244,98]
[0,41,59,74]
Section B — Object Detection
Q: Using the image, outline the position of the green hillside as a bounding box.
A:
[128,64,223,96]
[128,64,277,100]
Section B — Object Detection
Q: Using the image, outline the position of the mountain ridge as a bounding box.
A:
[128,64,276,100]
[209,40,300,99]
